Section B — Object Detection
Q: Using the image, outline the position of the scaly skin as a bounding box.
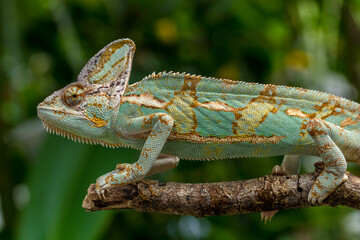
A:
[37,39,360,214]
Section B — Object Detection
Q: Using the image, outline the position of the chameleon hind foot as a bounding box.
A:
[308,172,348,204]
[272,165,287,175]
[306,118,348,204]
[260,164,287,223]
[261,210,278,224]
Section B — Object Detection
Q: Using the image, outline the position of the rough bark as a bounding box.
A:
[82,163,360,217]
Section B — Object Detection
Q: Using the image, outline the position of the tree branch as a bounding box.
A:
[82,163,360,217]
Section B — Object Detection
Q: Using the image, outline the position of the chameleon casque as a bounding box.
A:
[37,39,360,219]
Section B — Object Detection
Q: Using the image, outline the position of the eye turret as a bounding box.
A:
[62,85,85,107]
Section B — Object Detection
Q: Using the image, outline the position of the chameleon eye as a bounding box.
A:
[62,85,85,107]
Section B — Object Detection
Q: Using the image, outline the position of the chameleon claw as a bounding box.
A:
[308,187,320,204]
[101,189,107,200]
[261,210,278,224]
[308,173,348,204]
[272,165,286,175]
[95,171,114,200]
[95,163,144,200]
[308,192,326,204]
[260,164,287,223]
[96,187,110,200]
[95,187,107,200]
[308,194,320,205]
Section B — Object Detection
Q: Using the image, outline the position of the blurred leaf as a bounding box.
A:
[16,132,138,240]
[154,18,178,45]
[216,62,241,80]
[285,50,309,71]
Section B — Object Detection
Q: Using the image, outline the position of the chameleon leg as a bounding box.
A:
[280,155,301,175]
[115,154,179,178]
[306,118,348,204]
[95,113,174,197]
[145,153,179,177]
[116,153,179,177]
[261,155,301,223]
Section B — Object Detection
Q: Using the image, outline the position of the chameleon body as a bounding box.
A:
[37,39,360,208]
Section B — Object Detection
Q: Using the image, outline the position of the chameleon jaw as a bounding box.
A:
[41,120,126,149]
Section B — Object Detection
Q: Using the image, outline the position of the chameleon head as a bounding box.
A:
[37,38,136,145]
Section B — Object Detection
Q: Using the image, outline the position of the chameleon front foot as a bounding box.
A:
[95,170,118,199]
[95,163,145,199]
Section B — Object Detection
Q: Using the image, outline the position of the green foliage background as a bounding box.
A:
[1,0,360,239]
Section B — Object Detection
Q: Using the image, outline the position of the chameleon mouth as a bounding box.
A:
[41,120,126,149]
